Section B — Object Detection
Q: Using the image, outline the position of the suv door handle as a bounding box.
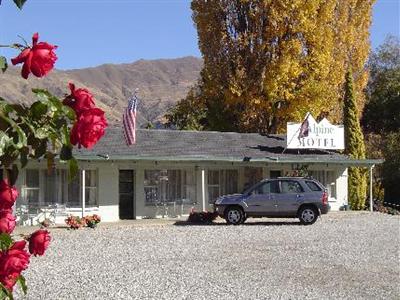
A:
[296,194,304,198]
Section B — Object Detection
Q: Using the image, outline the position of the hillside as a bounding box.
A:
[0,56,202,126]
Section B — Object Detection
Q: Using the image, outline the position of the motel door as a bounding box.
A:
[119,170,135,219]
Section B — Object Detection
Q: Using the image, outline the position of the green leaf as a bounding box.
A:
[30,101,48,119]
[35,128,49,139]
[68,158,78,181]
[32,89,63,111]
[16,275,27,295]
[0,283,13,300]
[0,285,7,300]
[0,57,7,73]
[63,105,76,121]
[13,0,27,9]
[60,145,72,161]
[0,132,12,157]
[0,111,27,149]
[0,234,13,251]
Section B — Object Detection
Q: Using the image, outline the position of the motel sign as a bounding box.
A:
[287,114,344,150]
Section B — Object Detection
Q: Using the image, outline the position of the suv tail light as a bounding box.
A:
[322,191,328,205]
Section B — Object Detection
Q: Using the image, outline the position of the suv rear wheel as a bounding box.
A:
[298,206,318,225]
[225,206,245,225]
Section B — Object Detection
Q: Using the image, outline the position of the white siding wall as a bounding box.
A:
[97,163,119,222]
[14,161,350,225]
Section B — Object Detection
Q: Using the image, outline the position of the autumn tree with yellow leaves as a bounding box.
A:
[167,0,375,133]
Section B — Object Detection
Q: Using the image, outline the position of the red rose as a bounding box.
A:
[0,241,30,290]
[0,211,16,234]
[63,83,96,116]
[11,32,57,79]
[70,108,107,149]
[0,272,19,291]
[29,230,51,256]
[0,241,30,276]
[0,179,19,211]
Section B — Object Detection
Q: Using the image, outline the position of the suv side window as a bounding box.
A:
[280,180,304,193]
[305,180,322,191]
[254,181,279,194]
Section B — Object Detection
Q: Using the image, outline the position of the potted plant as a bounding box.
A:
[65,215,85,229]
[84,214,101,228]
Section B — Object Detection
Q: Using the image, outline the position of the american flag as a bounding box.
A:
[123,92,138,145]
[298,113,310,140]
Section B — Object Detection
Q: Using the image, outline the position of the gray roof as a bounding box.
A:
[74,127,381,166]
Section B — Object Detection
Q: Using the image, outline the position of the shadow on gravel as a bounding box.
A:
[173,221,302,226]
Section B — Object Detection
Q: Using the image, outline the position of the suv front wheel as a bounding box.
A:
[225,206,245,225]
[298,206,318,225]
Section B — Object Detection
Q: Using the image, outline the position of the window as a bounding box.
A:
[254,181,279,194]
[255,182,270,194]
[165,170,182,202]
[22,168,98,207]
[25,169,40,205]
[182,170,196,204]
[67,170,98,207]
[305,181,322,192]
[208,169,239,203]
[208,170,220,204]
[280,181,304,193]
[144,169,187,206]
[144,170,160,206]
[68,175,80,207]
[85,170,98,206]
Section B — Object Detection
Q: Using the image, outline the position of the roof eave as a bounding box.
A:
[74,154,383,166]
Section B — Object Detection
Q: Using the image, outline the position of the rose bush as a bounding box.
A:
[0,1,108,298]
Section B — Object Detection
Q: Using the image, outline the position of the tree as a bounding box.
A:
[343,70,367,210]
[362,36,400,204]
[382,132,400,204]
[168,0,375,133]
[362,36,400,134]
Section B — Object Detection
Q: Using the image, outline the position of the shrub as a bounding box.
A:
[65,215,85,229]
[187,209,218,224]
[84,214,101,228]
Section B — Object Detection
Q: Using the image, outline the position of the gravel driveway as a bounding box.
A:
[16,212,399,300]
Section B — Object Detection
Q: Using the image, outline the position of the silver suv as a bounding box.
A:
[214,177,329,225]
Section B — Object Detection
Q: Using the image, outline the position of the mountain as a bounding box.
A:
[0,56,202,126]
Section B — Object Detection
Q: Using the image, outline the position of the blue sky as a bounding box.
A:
[0,0,398,70]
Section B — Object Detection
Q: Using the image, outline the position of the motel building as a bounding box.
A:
[13,115,382,225]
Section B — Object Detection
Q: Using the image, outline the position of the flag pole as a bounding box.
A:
[282,112,310,154]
